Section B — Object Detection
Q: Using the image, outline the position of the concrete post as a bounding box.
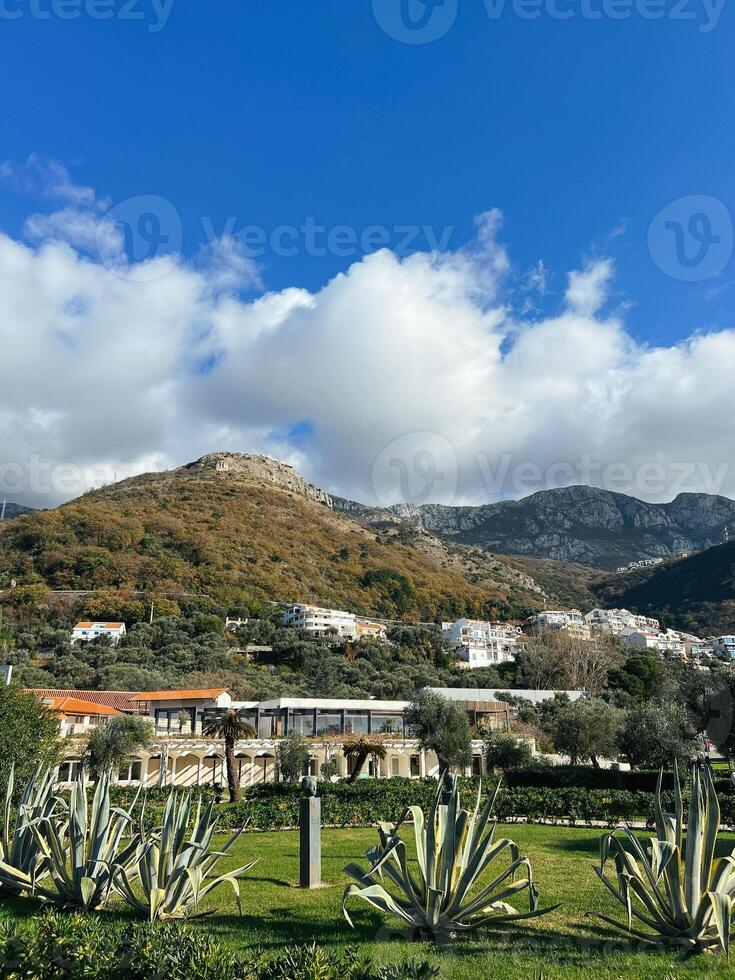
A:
[299,780,321,889]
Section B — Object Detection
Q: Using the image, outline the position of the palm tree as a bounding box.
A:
[343,736,387,785]
[203,710,255,802]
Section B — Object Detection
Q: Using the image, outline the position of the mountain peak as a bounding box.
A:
[183,453,333,506]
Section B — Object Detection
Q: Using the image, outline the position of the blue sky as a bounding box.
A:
[1,0,734,506]
[2,0,733,341]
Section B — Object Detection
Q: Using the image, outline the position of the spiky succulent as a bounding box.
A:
[343,773,557,939]
[113,789,256,920]
[593,760,735,956]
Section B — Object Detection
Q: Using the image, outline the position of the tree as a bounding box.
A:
[484,730,533,772]
[517,631,624,694]
[548,698,623,766]
[0,686,60,793]
[343,737,387,784]
[619,700,700,770]
[405,691,472,774]
[203,710,256,802]
[84,715,152,779]
[277,731,311,782]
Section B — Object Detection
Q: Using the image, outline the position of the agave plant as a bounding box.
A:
[113,789,256,920]
[0,765,62,896]
[31,771,140,911]
[593,760,735,956]
[343,773,557,939]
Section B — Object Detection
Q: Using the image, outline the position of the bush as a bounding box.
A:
[201,777,735,832]
[502,765,678,793]
[484,731,533,772]
[0,912,434,980]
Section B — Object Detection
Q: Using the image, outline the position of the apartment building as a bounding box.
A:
[618,627,686,657]
[71,621,126,645]
[283,604,387,642]
[49,687,514,788]
[442,618,519,668]
[711,636,735,659]
[585,608,661,635]
[283,603,357,639]
[530,609,584,629]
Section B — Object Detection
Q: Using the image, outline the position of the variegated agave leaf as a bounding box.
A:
[113,788,256,920]
[591,760,735,956]
[343,772,558,939]
[0,764,63,897]
[31,771,138,911]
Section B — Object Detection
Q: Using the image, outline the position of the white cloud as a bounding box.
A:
[1,170,735,509]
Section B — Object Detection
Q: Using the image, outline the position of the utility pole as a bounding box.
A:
[150,600,155,624]
[0,501,6,521]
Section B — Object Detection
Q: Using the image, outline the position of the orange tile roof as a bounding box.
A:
[29,689,137,712]
[131,688,232,702]
[44,696,124,718]
[73,622,125,630]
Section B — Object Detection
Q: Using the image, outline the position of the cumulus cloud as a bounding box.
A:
[1,163,735,509]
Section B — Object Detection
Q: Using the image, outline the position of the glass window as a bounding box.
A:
[410,755,421,777]
[289,711,315,736]
[390,757,400,777]
[344,711,369,735]
[372,714,404,735]
[316,711,342,736]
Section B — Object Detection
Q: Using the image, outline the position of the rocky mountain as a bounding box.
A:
[0,453,559,622]
[0,502,35,520]
[592,541,735,636]
[334,485,735,570]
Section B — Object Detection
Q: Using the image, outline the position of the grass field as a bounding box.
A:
[3,823,735,978]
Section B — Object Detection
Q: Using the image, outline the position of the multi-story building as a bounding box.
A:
[46,687,515,788]
[283,604,357,639]
[71,621,126,645]
[442,619,519,667]
[529,609,584,629]
[618,627,686,657]
[711,636,735,659]
[355,619,388,641]
[585,608,660,636]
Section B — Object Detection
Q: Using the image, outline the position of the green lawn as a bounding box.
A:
[3,823,735,978]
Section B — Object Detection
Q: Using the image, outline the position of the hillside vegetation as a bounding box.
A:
[593,541,735,635]
[0,458,550,623]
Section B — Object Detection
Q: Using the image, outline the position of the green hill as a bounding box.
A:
[0,454,552,623]
[592,542,735,635]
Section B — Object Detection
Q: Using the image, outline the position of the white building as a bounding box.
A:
[711,636,735,659]
[50,687,513,788]
[530,609,584,628]
[442,619,519,667]
[71,621,126,645]
[618,627,686,657]
[284,604,357,639]
[585,608,660,635]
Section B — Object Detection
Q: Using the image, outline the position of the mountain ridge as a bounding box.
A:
[333,484,735,570]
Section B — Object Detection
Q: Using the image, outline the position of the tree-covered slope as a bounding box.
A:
[0,455,549,622]
[592,541,735,635]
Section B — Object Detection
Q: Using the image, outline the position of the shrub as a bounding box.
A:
[0,912,435,980]
[484,731,533,772]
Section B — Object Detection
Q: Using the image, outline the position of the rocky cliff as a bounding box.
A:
[333,485,735,570]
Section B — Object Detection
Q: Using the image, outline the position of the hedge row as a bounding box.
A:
[0,910,436,980]
[503,765,735,795]
[202,778,735,832]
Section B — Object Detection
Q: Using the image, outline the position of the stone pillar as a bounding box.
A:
[299,783,321,889]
